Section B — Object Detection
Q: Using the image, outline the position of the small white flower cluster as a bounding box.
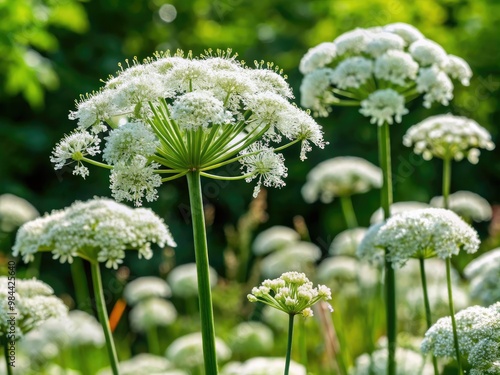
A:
[53,50,326,205]
[302,156,382,203]
[247,271,332,317]
[464,248,500,306]
[221,357,306,375]
[0,193,39,232]
[300,22,471,124]
[12,197,176,269]
[421,302,500,374]
[0,277,67,343]
[430,190,492,223]
[97,353,186,375]
[403,114,495,163]
[252,225,301,256]
[358,208,480,268]
[166,263,218,298]
[123,276,172,305]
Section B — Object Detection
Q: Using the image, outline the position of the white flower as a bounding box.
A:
[365,32,406,57]
[409,38,448,68]
[403,114,495,163]
[252,226,300,256]
[370,201,430,224]
[416,66,454,108]
[12,197,176,269]
[103,121,159,165]
[260,242,322,279]
[129,298,177,332]
[359,89,409,126]
[430,190,492,222]
[445,55,472,86]
[239,143,288,198]
[302,156,382,203]
[331,57,373,90]
[110,156,162,206]
[299,42,337,74]
[123,276,172,305]
[0,194,39,232]
[167,263,218,298]
[50,130,101,178]
[328,227,368,256]
[374,50,419,86]
[464,248,500,306]
[383,22,425,44]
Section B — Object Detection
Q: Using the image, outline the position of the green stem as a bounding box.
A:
[339,195,358,229]
[419,258,439,375]
[90,262,120,375]
[186,170,218,374]
[4,342,12,375]
[284,314,295,375]
[377,122,396,375]
[446,258,463,374]
[147,326,160,355]
[70,258,92,314]
[442,158,451,209]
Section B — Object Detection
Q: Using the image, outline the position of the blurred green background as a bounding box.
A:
[1,0,499,283]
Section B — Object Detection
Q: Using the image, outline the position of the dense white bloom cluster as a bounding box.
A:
[166,332,231,369]
[430,190,492,222]
[53,50,326,205]
[300,23,471,124]
[302,156,382,203]
[97,353,187,375]
[247,271,332,317]
[370,201,430,224]
[464,248,500,306]
[12,198,176,269]
[0,193,39,232]
[403,114,495,163]
[221,357,306,375]
[358,208,479,268]
[167,263,218,298]
[260,241,322,279]
[0,277,67,343]
[329,227,368,256]
[252,226,301,256]
[123,276,172,305]
[421,302,500,373]
[129,298,177,332]
[228,321,274,355]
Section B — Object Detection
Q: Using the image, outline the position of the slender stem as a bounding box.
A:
[186,171,218,374]
[90,262,120,375]
[147,326,160,356]
[419,258,439,375]
[284,314,295,375]
[377,122,396,375]
[446,258,463,374]
[70,258,92,314]
[4,342,13,375]
[339,195,358,229]
[442,158,451,209]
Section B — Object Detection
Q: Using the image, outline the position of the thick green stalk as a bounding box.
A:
[90,262,120,375]
[340,195,358,229]
[186,170,218,375]
[284,314,295,375]
[419,258,439,375]
[4,342,13,375]
[70,257,92,314]
[377,122,396,375]
[442,157,463,374]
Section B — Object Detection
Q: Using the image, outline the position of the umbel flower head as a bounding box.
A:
[0,277,67,344]
[51,49,326,205]
[301,156,382,203]
[358,208,480,268]
[430,190,492,223]
[299,23,471,124]
[12,197,176,269]
[421,302,500,374]
[403,114,495,163]
[247,271,333,317]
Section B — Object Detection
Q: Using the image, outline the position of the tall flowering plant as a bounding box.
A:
[299,22,472,375]
[51,49,325,374]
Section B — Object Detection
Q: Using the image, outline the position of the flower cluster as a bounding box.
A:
[52,50,326,205]
[12,197,176,269]
[0,277,67,343]
[430,190,492,223]
[358,208,480,268]
[302,156,382,203]
[0,193,39,232]
[247,271,332,317]
[464,248,500,306]
[403,114,495,163]
[300,23,471,124]
[421,302,500,374]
